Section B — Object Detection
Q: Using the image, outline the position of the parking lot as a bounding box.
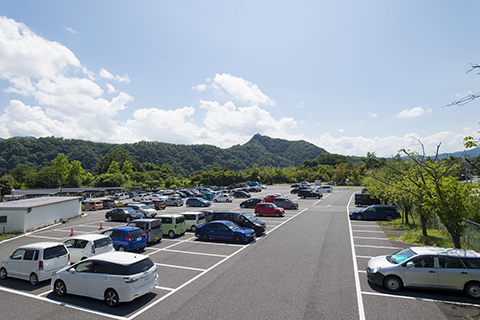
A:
[1,185,480,319]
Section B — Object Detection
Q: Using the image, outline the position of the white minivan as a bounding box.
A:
[317,186,333,193]
[0,242,70,285]
[180,212,206,232]
[63,234,114,264]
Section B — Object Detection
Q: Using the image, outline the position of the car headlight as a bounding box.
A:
[371,267,381,273]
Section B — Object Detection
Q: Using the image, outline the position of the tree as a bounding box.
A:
[64,160,86,188]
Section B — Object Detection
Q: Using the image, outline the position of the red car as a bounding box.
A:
[254,203,285,217]
[263,194,284,203]
[153,200,166,210]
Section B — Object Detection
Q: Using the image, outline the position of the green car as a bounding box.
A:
[156,214,186,238]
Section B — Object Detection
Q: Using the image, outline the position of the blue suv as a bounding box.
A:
[349,205,400,221]
[100,226,148,252]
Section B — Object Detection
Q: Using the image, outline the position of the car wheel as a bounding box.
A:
[201,203,205,207]
[105,289,120,307]
[174,203,178,206]
[233,235,242,244]
[383,275,403,292]
[29,273,38,286]
[302,196,306,199]
[0,268,7,280]
[241,204,246,208]
[187,203,191,207]
[465,281,480,299]
[107,216,113,222]
[275,212,280,217]
[385,215,393,221]
[118,245,126,252]
[169,230,175,239]
[214,199,218,202]
[200,233,209,241]
[291,206,295,210]
[126,216,131,223]
[316,195,320,199]
[255,211,261,216]
[191,225,196,232]
[355,214,363,220]
[54,280,67,296]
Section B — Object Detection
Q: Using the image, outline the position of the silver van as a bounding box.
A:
[127,218,163,243]
[0,242,70,285]
[366,246,480,298]
[317,185,333,193]
[180,212,206,232]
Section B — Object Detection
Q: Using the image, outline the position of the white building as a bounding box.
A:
[0,196,82,234]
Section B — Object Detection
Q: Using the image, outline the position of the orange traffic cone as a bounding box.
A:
[99,222,103,230]
[70,227,74,236]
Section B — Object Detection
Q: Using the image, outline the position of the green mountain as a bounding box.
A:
[0,134,329,175]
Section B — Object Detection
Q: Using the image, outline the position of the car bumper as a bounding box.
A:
[120,272,158,302]
[366,270,385,286]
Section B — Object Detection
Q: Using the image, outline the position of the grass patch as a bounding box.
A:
[388,237,398,240]
[0,233,19,241]
[401,228,454,247]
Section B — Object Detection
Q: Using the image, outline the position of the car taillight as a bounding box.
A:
[126,234,132,242]
[91,245,95,254]
[39,261,43,270]
[68,253,70,261]
[148,229,151,235]
[174,225,177,229]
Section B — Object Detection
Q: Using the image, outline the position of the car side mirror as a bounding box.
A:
[69,268,76,274]
[404,261,414,268]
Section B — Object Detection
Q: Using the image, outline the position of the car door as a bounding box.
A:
[211,223,230,240]
[402,255,438,288]
[87,261,110,300]
[7,249,25,277]
[67,260,93,296]
[19,249,38,278]
[437,256,471,290]
[362,207,376,219]
[64,239,82,263]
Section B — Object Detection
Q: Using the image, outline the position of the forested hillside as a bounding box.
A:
[0,134,329,175]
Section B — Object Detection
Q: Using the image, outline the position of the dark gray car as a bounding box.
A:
[127,219,163,243]
[273,198,299,210]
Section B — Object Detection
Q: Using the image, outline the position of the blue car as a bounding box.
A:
[195,220,255,244]
[349,205,400,221]
[186,197,212,207]
[100,226,148,251]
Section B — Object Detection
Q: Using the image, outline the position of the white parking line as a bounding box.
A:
[155,285,175,291]
[347,193,366,320]
[155,263,206,272]
[352,230,385,233]
[353,236,391,241]
[357,255,374,259]
[362,291,480,307]
[26,234,63,240]
[163,249,228,258]
[355,244,398,249]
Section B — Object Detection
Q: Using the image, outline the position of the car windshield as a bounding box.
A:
[124,207,136,213]
[242,212,258,222]
[225,221,239,230]
[387,248,416,264]
[139,205,150,209]
[271,203,279,208]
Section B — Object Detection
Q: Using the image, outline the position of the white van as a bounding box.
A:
[180,212,206,232]
[0,242,70,285]
[63,234,114,263]
[317,186,333,193]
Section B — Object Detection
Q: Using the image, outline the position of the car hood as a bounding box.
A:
[366,255,390,269]
[349,209,363,215]
[235,227,255,234]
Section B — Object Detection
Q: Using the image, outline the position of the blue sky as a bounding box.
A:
[0,1,479,157]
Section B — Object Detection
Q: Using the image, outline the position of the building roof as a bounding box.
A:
[6,186,141,198]
[0,196,82,210]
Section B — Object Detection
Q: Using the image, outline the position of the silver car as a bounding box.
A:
[366,246,480,298]
[165,197,184,206]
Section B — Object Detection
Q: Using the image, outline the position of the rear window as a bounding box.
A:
[94,237,112,248]
[198,213,205,220]
[108,257,155,275]
[175,216,185,224]
[151,220,162,229]
[161,217,173,224]
[43,245,68,260]
[129,229,145,238]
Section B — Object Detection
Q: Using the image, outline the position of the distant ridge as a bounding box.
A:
[0,134,329,174]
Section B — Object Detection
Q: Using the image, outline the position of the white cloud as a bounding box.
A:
[339,129,344,133]
[106,83,115,93]
[212,74,275,106]
[369,112,378,118]
[396,106,432,119]
[65,27,78,34]
[99,68,130,83]
[193,84,207,91]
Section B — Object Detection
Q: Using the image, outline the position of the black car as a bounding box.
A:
[273,197,299,209]
[239,198,263,208]
[297,189,323,199]
[354,193,380,206]
[105,207,143,223]
[290,187,311,194]
[233,191,251,198]
[211,211,266,236]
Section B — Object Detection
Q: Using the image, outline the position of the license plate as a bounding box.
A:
[137,237,141,241]
[155,236,159,240]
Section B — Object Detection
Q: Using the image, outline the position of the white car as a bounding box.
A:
[213,194,233,202]
[0,242,70,285]
[63,234,114,264]
[366,246,480,298]
[52,252,158,307]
